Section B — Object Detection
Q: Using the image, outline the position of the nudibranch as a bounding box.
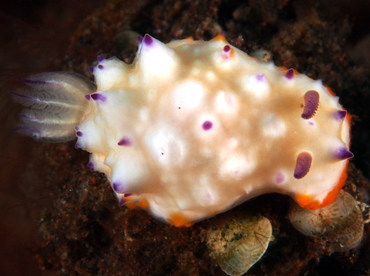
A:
[13,34,353,227]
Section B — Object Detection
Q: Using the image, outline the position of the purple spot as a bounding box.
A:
[274,172,286,185]
[202,120,213,131]
[308,121,314,126]
[205,192,213,201]
[223,45,231,52]
[143,34,153,46]
[334,110,347,121]
[335,147,354,160]
[112,182,125,193]
[98,64,104,70]
[285,68,294,80]
[86,161,94,171]
[74,126,80,130]
[137,35,143,45]
[91,93,106,102]
[85,94,91,100]
[97,54,105,62]
[256,73,265,82]
[75,142,82,149]
[118,136,131,146]
[301,90,319,120]
[88,66,94,74]
[294,152,312,179]
[76,131,83,137]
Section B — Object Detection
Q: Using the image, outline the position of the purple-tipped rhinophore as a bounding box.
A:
[202,120,213,131]
[335,147,354,160]
[86,161,95,171]
[91,93,106,102]
[285,68,294,80]
[334,110,347,121]
[97,54,105,62]
[118,136,131,146]
[301,90,319,119]
[294,152,312,179]
[143,34,153,46]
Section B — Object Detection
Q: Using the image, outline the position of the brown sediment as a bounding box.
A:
[1,0,370,275]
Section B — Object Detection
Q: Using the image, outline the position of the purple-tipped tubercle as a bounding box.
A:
[223,45,231,53]
[137,35,143,45]
[294,151,312,179]
[118,194,134,206]
[85,94,91,100]
[335,147,353,160]
[118,136,131,146]
[98,65,104,70]
[301,90,319,120]
[76,131,83,137]
[112,182,126,193]
[97,54,105,62]
[88,66,94,74]
[285,68,294,80]
[91,93,106,102]
[86,161,95,171]
[202,120,213,131]
[118,197,126,206]
[334,110,347,121]
[143,34,153,46]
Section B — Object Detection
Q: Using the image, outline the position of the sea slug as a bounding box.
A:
[13,34,353,227]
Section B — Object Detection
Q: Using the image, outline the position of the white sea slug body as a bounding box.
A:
[14,34,352,227]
